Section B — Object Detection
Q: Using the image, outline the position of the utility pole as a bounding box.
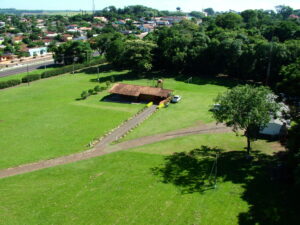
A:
[266,38,274,86]
[92,0,96,15]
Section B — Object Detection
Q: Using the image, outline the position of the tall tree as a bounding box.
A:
[53,41,92,65]
[212,85,280,154]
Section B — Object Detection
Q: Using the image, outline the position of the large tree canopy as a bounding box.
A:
[53,41,92,65]
[212,85,280,154]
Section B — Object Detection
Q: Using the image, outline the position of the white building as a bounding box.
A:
[28,47,48,57]
[260,103,290,136]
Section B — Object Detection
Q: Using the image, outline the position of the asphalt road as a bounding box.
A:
[0,60,55,78]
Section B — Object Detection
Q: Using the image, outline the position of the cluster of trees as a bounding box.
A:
[53,41,92,65]
[94,7,299,97]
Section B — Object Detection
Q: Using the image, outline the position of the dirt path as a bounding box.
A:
[0,122,230,179]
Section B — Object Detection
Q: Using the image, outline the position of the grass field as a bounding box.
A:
[0,70,142,169]
[0,67,233,169]
[0,132,281,225]
[0,134,282,225]
[0,66,287,224]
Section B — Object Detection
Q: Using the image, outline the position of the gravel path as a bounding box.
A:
[0,116,230,179]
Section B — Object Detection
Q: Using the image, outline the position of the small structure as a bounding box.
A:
[0,53,15,62]
[109,83,173,104]
[260,103,290,136]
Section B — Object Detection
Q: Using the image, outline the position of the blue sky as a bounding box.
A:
[1,0,300,12]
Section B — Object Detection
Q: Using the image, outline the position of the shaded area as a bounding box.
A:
[100,93,147,104]
[82,64,239,89]
[152,146,300,225]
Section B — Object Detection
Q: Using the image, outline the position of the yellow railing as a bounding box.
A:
[147,102,153,107]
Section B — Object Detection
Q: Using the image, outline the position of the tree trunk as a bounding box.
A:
[246,136,251,155]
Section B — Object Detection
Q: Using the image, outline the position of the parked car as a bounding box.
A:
[171,95,181,103]
[210,104,221,111]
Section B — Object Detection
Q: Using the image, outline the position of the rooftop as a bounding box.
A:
[109,83,173,98]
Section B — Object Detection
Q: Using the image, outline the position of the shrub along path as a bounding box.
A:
[0,119,230,179]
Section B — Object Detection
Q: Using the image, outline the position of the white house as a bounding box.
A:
[260,103,290,136]
[28,47,48,57]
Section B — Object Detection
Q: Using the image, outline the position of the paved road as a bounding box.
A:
[0,60,55,78]
[0,121,232,179]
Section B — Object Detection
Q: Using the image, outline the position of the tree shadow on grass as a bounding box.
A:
[152,146,300,225]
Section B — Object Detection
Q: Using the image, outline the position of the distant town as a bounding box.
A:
[0,6,211,68]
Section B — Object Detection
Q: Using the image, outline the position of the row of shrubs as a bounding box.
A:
[81,85,108,99]
[0,57,106,90]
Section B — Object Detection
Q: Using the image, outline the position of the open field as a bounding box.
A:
[0,131,282,225]
[0,70,143,169]
[0,66,288,224]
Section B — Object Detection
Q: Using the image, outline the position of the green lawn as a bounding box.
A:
[0,67,286,224]
[0,71,142,169]
[0,132,280,225]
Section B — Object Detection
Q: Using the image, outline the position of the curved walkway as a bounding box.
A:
[0,122,230,179]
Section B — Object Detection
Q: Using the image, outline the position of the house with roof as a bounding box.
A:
[13,36,23,44]
[0,53,15,62]
[109,83,173,104]
[67,24,78,30]
[94,17,108,23]
[139,24,155,33]
[63,34,73,41]
[45,32,58,39]
[0,37,4,45]
[0,22,5,28]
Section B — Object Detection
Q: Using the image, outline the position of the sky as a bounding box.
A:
[1,0,300,12]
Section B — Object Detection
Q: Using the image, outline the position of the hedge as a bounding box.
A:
[21,74,41,83]
[41,57,106,79]
[0,79,21,89]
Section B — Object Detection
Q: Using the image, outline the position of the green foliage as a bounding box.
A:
[277,58,300,96]
[105,80,111,87]
[21,74,41,83]
[90,32,124,55]
[53,41,92,65]
[94,85,101,92]
[110,76,115,83]
[88,89,94,95]
[81,90,88,99]
[215,13,244,29]
[212,85,280,153]
[0,79,21,89]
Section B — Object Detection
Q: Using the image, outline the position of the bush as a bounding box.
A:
[106,81,111,88]
[0,79,21,89]
[88,89,94,95]
[41,57,106,79]
[81,91,88,99]
[94,85,101,92]
[21,74,41,83]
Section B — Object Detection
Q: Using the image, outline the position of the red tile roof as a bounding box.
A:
[109,83,173,98]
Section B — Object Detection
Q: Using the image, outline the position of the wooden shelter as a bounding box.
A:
[109,83,173,103]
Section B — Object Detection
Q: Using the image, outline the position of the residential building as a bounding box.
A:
[28,47,48,57]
